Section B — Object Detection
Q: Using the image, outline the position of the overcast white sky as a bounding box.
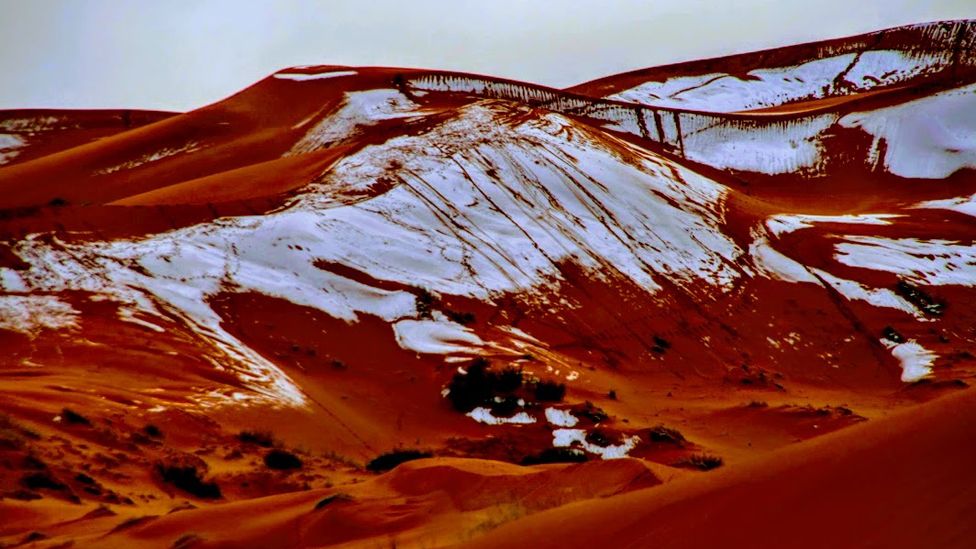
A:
[2,0,975,112]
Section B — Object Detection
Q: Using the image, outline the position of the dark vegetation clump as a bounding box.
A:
[61,408,91,426]
[21,471,67,491]
[237,430,275,448]
[747,400,769,408]
[48,197,68,207]
[651,335,671,354]
[585,430,612,447]
[895,280,944,316]
[521,447,588,465]
[415,289,435,319]
[675,454,724,471]
[488,395,521,417]
[882,326,905,343]
[648,425,686,445]
[446,359,524,412]
[264,449,303,470]
[607,389,617,400]
[446,310,476,325]
[155,464,222,499]
[576,401,608,423]
[143,424,163,439]
[534,379,566,402]
[366,449,432,473]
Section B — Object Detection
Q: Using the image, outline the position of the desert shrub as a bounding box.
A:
[21,472,67,491]
[675,454,723,471]
[415,289,435,319]
[534,380,566,402]
[585,430,612,447]
[651,335,671,354]
[446,310,476,325]
[494,366,524,393]
[264,449,303,470]
[489,395,521,417]
[155,464,222,499]
[895,280,944,316]
[521,447,588,465]
[142,424,163,438]
[446,359,523,412]
[882,326,905,343]
[366,449,432,473]
[747,400,768,408]
[607,389,617,400]
[576,401,608,423]
[237,430,275,448]
[61,408,91,426]
[648,425,685,445]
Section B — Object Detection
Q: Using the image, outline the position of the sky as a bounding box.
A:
[2,0,975,112]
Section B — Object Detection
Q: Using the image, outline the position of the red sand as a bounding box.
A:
[0,20,974,549]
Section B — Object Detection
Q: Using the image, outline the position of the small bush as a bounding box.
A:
[446,359,523,412]
[446,310,476,325]
[648,425,685,445]
[651,335,671,354]
[366,449,432,473]
[675,454,723,471]
[521,447,588,465]
[607,389,617,400]
[264,449,303,470]
[143,424,163,438]
[61,408,91,426]
[494,366,524,393]
[895,280,944,316]
[415,289,435,319]
[576,401,608,423]
[489,395,520,417]
[534,380,566,402]
[237,430,275,448]
[156,464,222,499]
[585,430,612,447]
[882,326,905,343]
[21,472,67,491]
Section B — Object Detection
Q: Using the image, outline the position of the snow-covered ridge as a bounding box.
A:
[607,50,947,112]
[2,98,744,406]
[404,71,976,177]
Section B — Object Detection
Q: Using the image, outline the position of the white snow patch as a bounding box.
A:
[273,70,358,81]
[608,50,942,112]
[0,269,28,292]
[681,116,835,175]
[810,268,923,318]
[839,82,976,178]
[288,89,427,154]
[467,407,536,425]
[0,295,79,335]
[835,236,976,286]
[914,193,976,218]
[0,133,24,165]
[393,318,483,355]
[552,428,640,460]
[94,141,202,175]
[544,407,579,427]
[748,230,818,283]
[766,213,899,237]
[880,338,936,382]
